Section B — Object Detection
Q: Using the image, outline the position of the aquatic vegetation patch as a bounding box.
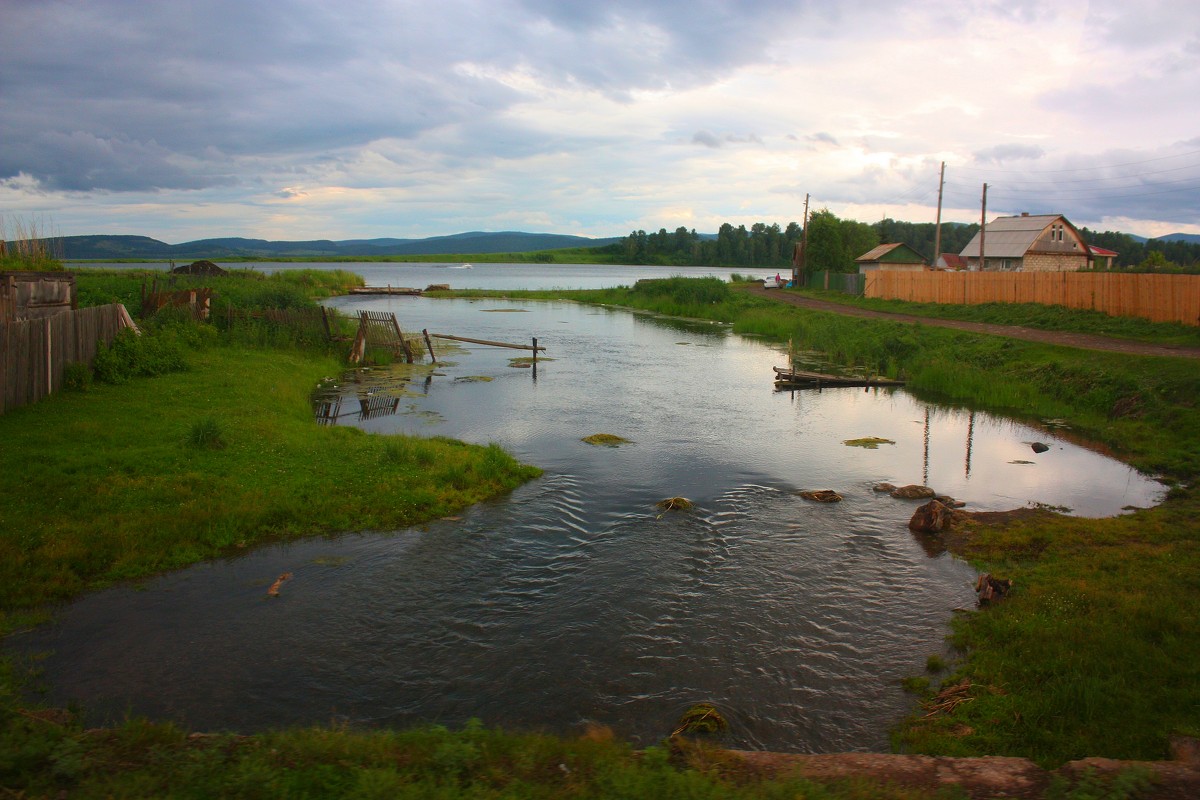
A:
[843,436,896,449]
[672,703,729,736]
[508,356,553,367]
[582,433,632,447]
[454,375,493,383]
[656,496,694,511]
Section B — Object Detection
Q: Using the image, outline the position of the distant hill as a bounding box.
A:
[1154,232,1200,245]
[52,231,621,260]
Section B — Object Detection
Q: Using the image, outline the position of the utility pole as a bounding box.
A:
[932,161,945,267]
[798,192,810,285]
[978,183,988,271]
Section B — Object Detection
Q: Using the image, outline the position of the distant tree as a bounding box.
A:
[1079,228,1143,269]
[804,210,846,273]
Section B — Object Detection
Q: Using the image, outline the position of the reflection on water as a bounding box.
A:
[13,296,1165,753]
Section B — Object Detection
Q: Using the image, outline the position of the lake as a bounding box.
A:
[13,287,1164,753]
[75,260,743,291]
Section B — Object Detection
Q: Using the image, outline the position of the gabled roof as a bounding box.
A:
[959,214,1080,258]
[855,242,926,263]
[937,253,968,269]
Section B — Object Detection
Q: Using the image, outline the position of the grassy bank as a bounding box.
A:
[0,345,539,633]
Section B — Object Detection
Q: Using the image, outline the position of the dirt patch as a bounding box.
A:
[743,285,1200,360]
[719,749,1200,799]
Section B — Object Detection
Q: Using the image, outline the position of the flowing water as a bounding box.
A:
[14,293,1164,752]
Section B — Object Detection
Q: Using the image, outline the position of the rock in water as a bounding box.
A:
[798,489,843,503]
[909,500,950,533]
[891,484,936,500]
[1031,442,1050,453]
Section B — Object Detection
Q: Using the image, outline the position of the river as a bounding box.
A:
[15,271,1165,752]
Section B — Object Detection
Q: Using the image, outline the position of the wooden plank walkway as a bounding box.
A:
[348,287,423,296]
[773,366,905,389]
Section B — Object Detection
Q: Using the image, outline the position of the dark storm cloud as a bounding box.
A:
[1,0,834,193]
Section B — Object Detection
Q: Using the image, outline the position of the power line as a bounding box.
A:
[945,162,1200,187]
[954,148,1200,174]
[945,176,1200,197]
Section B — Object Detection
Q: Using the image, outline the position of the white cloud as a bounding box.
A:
[1,0,1198,240]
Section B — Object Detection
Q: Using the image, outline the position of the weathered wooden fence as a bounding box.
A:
[349,310,414,363]
[864,271,1200,326]
[1,304,135,413]
[1,271,76,322]
[807,270,865,295]
[225,306,344,342]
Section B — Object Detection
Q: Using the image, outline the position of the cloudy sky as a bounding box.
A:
[3,0,1199,242]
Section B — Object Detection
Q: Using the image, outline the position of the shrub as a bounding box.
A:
[188,417,225,450]
[62,363,92,391]
[93,329,188,385]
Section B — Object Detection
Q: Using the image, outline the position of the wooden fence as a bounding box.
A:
[1,304,135,413]
[1,271,76,322]
[807,270,865,295]
[864,271,1200,326]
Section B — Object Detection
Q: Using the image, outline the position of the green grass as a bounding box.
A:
[1,717,986,800]
[0,343,538,627]
[74,267,365,316]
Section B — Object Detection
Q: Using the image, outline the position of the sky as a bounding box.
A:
[2,0,1199,243]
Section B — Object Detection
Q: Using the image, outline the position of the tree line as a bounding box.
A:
[607,213,1200,273]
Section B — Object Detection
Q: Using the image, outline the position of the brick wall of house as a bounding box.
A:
[1023,252,1088,272]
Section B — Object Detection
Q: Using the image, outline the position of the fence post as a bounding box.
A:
[422,329,437,363]
[44,317,52,396]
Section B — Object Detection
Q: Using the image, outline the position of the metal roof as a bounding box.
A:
[855,242,925,262]
[959,214,1071,258]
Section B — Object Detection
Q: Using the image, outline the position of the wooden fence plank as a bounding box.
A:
[0,304,133,414]
[863,271,1200,325]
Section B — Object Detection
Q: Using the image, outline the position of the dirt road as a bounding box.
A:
[744,285,1200,360]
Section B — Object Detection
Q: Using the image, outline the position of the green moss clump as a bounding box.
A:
[656,497,694,511]
[582,433,631,447]
[672,704,728,736]
[843,437,896,449]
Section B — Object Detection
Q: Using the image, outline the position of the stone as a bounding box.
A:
[799,489,843,503]
[975,573,1013,605]
[909,500,950,533]
[891,484,936,500]
[1031,442,1050,454]
[874,482,896,493]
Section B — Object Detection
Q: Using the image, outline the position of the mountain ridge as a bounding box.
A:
[52,231,622,260]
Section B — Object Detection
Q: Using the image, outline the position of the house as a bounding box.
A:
[1088,245,1119,270]
[935,253,969,270]
[855,242,928,274]
[959,213,1089,272]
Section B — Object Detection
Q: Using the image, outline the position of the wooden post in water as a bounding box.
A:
[389,315,414,363]
[532,337,537,365]
[422,328,437,363]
